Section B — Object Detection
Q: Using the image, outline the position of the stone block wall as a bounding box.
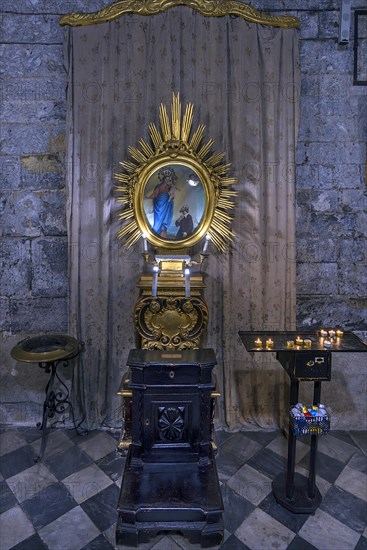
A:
[1,0,366,427]
[295,8,367,331]
[257,0,367,331]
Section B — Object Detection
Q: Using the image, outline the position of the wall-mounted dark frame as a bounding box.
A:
[354,10,367,86]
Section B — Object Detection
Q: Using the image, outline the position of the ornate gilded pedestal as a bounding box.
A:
[112,94,236,546]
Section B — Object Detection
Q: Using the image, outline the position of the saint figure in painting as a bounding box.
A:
[146,168,178,238]
[175,205,193,238]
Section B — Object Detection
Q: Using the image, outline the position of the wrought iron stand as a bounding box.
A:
[11,334,83,462]
[35,357,80,462]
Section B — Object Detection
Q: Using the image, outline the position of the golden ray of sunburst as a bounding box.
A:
[115,93,237,251]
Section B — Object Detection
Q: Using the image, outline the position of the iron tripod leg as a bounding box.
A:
[35,359,80,462]
[35,362,56,462]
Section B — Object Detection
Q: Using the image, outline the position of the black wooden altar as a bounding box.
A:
[239,330,367,514]
[116,348,224,547]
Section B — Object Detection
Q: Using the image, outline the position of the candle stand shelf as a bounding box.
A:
[239,330,367,514]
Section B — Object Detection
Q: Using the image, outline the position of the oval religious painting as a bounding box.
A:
[143,163,206,241]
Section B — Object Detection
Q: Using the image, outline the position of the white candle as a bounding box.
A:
[184,267,190,298]
[202,234,211,254]
[142,233,148,253]
[152,266,159,297]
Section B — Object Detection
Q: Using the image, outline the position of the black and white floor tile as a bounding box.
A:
[0,427,366,549]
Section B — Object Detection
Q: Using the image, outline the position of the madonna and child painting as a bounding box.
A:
[143,165,205,241]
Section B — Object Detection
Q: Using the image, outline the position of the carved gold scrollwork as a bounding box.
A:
[135,295,208,350]
[60,0,300,29]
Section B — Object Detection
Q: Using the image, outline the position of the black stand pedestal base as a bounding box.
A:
[272,472,322,514]
[116,448,223,548]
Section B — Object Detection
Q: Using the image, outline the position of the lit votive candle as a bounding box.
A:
[304,339,312,348]
[265,338,274,348]
[336,329,344,337]
[254,338,263,348]
[286,340,294,348]
[328,330,335,339]
[295,336,303,346]
[319,329,328,338]
[323,339,332,349]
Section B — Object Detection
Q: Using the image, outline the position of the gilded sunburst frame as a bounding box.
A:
[115,94,237,252]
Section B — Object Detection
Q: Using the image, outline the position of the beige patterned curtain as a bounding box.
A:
[64,8,300,429]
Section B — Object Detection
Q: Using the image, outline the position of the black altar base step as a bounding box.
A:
[116,448,224,547]
[116,517,224,547]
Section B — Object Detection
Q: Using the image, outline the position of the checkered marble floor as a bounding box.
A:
[0,427,366,550]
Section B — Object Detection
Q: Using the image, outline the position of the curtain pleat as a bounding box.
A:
[65,10,299,429]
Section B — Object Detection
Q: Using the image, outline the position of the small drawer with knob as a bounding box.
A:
[142,364,202,385]
[277,351,331,380]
